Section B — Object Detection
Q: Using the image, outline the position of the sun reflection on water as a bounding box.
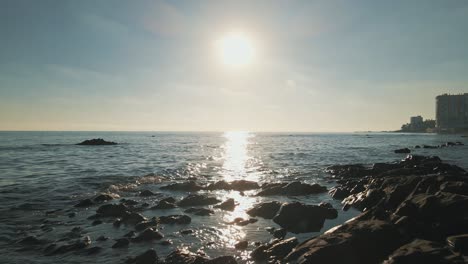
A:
[222,131,252,181]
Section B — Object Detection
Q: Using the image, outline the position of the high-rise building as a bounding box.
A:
[436,93,468,131]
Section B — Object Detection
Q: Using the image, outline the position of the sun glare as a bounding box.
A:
[217,33,255,67]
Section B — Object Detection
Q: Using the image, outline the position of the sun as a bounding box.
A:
[217,32,255,67]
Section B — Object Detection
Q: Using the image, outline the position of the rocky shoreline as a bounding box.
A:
[16,154,468,263]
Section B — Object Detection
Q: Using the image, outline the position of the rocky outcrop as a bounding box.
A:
[246,201,281,219]
[76,138,117,145]
[205,180,260,191]
[256,181,327,196]
[160,181,204,192]
[251,237,298,262]
[126,249,159,264]
[272,202,337,233]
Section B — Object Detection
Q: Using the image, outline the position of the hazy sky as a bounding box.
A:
[1,0,468,132]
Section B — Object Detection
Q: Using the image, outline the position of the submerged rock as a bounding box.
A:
[132,228,164,242]
[256,181,327,196]
[273,202,337,233]
[76,138,117,145]
[246,201,281,219]
[158,215,191,225]
[126,249,159,264]
[177,194,221,207]
[214,198,236,211]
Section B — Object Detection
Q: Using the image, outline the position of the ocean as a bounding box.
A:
[1,131,467,263]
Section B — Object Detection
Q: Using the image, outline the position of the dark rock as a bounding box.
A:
[214,198,236,211]
[228,217,257,226]
[77,138,117,145]
[122,212,147,225]
[68,212,77,218]
[415,145,421,148]
[161,197,176,204]
[329,187,350,200]
[124,231,136,238]
[48,236,91,255]
[92,220,103,226]
[112,238,130,248]
[165,249,209,264]
[286,220,407,264]
[246,201,281,219]
[184,207,214,216]
[251,237,298,262]
[273,228,287,239]
[447,234,468,255]
[19,236,43,245]
[160,240,172,246]
[113,218,122,227]
[96,236,108,242]
[94,193,119,202]
[205,180,260,191]
[423,145,439,149]
[273,202,338,233]
[121,198,139,205]
[180,229,193,235]
[135,218,158,231]
[74,199,94,207]
[158,215,191,225]
[235,241,248,250]
[150,200,177,210]
[126,249,159,264]
[383,239,464,264]
[394,148,411,154]
[256,181,327,196]
[160,181,204,192]
[206,256,237,264]
[177,194,221,207]
[139,190,156,197]
[96,203,129,217]
[133,228,164,242]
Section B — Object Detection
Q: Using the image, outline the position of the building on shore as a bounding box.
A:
[400,116,435,132]
[436,93,468,132]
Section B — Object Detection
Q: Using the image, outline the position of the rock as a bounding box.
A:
[113,218,122,227]
[126,249,159,264]
[214,198,236,211]
[423,145,439,149]
[177,194,221,207]
[68,212,77,218]
[151,200,177,210]
[92,220,103,226]
[206,256,237,264]
[273,228,287,239]
[76,138,117,145]
[96,236,108,242]
[121,198,139,205]
[394,148,411,154]
[415,145,421,148]
[329,187,350,200]
[139,190,157,197]
[112,238,130,248]
[19,236,43,245]
[273,202,337,233]
[256,181,327,196]
[180,229,194,235]
[165,249,209,263]
[342,188,386,212]
[447,234,468,255]
[184,207,214,216]
[160,240,172,246]
[96,203,129,217]
[160,181,204,192]
[135,218,158,231]
[285,220,407,263]
[94,193,119,202]
[161,197,176,204]
[47,236,91,255]
[235,241,248,250]
[205,180,260,191]
[158,215,191,225]
[246,201,282,219]
[74,198,94,207]
[133,228,164,242]
[122,212,147,225]
[251,237,298,262]
[124,231,136,238]
[383,239,464,264]
[228,217,257,226]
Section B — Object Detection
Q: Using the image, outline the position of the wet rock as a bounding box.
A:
[161,181,204,192]
[184,207,214,216]
[256,181,327,196]
[94,193,119,202]
[161,197,176,204]
[150,200,177,210]
[205,180,260,191]
[96,203,129,217]
[423,145,439,149]
[77,138,117,145]
[342,188,386,212]
[415,145,421,148]
[121,199,139,206]
[251,237,298,262]
[124,231,136,238]
[112,238,130,248]
[135,218,158,231]
[329,187,350,200]
[177,194,221,207]
[74,199,93,207]
[113,218,122,227]
[285,220,407,263]
[139,190,156,197]
[96,235,108,242]
[86,246,102,255]
[160,240,172,246]
[19,236,43,245]
[133,228,164,242]
[228,217,258,226]
[122,212,147,225]
[158,215,191,225]
[273,202,337,233]
[383,239,464,264]
[180,229,194,235]
[235,240,248,250]
[273,228,287,239]
[92,220,103,226]
[214,198,236,211]
[165,249,209,263]
[126,249,159,264]
[48,236,91,255]
[246,201,281,219]
[447,234,468,255]
[206,256,237,264]
[394,148,411,154]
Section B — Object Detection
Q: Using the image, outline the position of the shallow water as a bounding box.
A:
[0,131,467,263]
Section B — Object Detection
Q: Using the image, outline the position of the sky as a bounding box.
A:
[1,0,468,132]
